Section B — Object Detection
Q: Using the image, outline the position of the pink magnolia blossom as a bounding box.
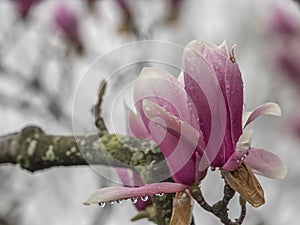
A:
[114,0,133,33]
[269,5,299,36]
[115,0,130,12]
[268,5,300,86]
[167,0,184,22]
[12,0,40,18]
[84,40,287,206]
[182,40,286,179]
[287,113,300,139]
[53,4,82,48]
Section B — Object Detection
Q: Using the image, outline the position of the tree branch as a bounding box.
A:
[0,125,164,173]
[189,179,247,225]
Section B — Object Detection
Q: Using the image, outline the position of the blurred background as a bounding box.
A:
[1,0,300,224]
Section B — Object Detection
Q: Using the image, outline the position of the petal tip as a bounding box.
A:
[276,163,288,179]
[83,201,91,206]
[267,102,282,117]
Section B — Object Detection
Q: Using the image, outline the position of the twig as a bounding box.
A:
[237,197,247,224]
[92,80,108,136]
[188,183,212,212]
[189,179,247,225]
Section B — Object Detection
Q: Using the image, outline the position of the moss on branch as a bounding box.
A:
[0,125,164,172]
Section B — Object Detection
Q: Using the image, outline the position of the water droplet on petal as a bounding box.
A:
[116,199,124,204]
[141,196,149,201]
[98,202,106,207]
[131,197,138,203]
[155,193,164,197]
[109,201,115,204]
[144,105,151,112]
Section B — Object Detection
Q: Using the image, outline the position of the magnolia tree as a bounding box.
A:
[0,0,295,225]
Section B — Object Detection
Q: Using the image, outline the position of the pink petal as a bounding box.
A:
[134,67,199,131]
[243,102,282,128]
[83,182,188,205]
[142,99,206,184]
[185,40,226,58]
[177,72,185,86]
[125,104,150,139]
[116,168,144,187]
[185,40,239,167]
[225,59,244,145]
[148,119,204,184]
[217,41,230,58]
[116,168,152,210]
[142,99,206,150]
[222,131,252,171]
[245,148,287,179]
[211,47,244,166]
[183,44,227,170]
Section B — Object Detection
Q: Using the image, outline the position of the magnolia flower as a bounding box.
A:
[269,5,299,36]
[166,0,184,22]
[268,5,300,86]
[114,0,133,33]
[183,41,286,179]
[53,4,83,52]
[287,113,300,139]
[12,0,40,19]
[84,40,286,206]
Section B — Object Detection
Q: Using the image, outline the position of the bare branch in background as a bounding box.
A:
[92,80,108,136]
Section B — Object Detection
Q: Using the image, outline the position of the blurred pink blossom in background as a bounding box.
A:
[114,0,133,33]
[268,5,300,87]
[11,0,40,18]
[167,0,185,22]
[53,4,83,52]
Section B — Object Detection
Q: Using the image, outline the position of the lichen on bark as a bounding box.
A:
[0,125,176,225]
[0,125,165,172]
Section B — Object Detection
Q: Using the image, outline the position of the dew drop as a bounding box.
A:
[131,197,138,203]
[144,105,151,111]
[116,199,124,204]
[141,196,149,201]
[155,193,164,197]
[98,202,106,207]
[109,201,115,204]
